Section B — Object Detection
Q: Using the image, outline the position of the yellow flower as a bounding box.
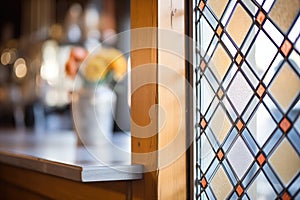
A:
[84,56,108,82]
[83,48,127,82]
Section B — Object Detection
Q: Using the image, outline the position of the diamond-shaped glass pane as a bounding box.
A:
[269,0,300,33]
[194,0,300,198]
[248,172,276,199]
[248,103,277,147]
[200,134,215,172]
[227,137,254,179]
[209,105,232,144]
[227,4,252,47]
[247,31,278,79]
[269,139,300,185]
[269,62,300,112]
[200,17,215,56]
[209,44,231,82]
[210,166,233,199]
[207,0,229,19]
[227,72,253,115]
[201,77,215,113]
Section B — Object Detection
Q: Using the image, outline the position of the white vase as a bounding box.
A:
[72,85,116,147]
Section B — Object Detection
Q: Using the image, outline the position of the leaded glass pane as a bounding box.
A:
[194,0,300,199]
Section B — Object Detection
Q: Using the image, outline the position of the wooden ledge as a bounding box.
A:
[0,130,143,182]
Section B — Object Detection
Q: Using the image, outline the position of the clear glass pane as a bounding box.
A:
[227,137,254,179]
[248,172,276,199]
[248,103,277,147]
[200,17,215,55]
[227,72,253,115]
[200,134,215,172]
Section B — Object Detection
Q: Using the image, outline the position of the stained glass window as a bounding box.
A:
[194,0,300,199]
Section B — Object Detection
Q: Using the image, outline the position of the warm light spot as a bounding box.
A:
[85,7,99,28]
[45,90,58,107]
[49,24,63,40]
[14,58,27,78]
[15,63,27,78]
[1,52,11,65]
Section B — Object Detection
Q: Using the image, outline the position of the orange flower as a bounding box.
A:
[65,47,88,79]
[65,46,127,83]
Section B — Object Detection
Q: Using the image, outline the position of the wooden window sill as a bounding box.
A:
[0,129,143,182]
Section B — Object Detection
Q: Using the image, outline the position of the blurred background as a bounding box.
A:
[0,0,130,131]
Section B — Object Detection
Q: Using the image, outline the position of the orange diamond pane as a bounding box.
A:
[282,192,291,200]
[201,60,206,71]
[217,89,224,99]
[201,177,207,188]
[280,118,291,133]
[236,120,244,131]
[281,40,292,57]
[199,1,205,11]
[236,185,244,196]
[256,11,266,25]
[217,149,224,161]
[257,84,265,98]
[257,153,266,166]
[216,26,223,37]
[201,118,207,129]
[235,53,243,65]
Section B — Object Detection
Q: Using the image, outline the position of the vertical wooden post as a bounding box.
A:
[131,0,158,199]
[131,0,187,199]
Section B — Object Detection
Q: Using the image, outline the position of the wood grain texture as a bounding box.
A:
[157,0,187,199]
[0,180,50,200]
[131,0,188,199]
[0,164,130,200]
[131,0,159,199]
